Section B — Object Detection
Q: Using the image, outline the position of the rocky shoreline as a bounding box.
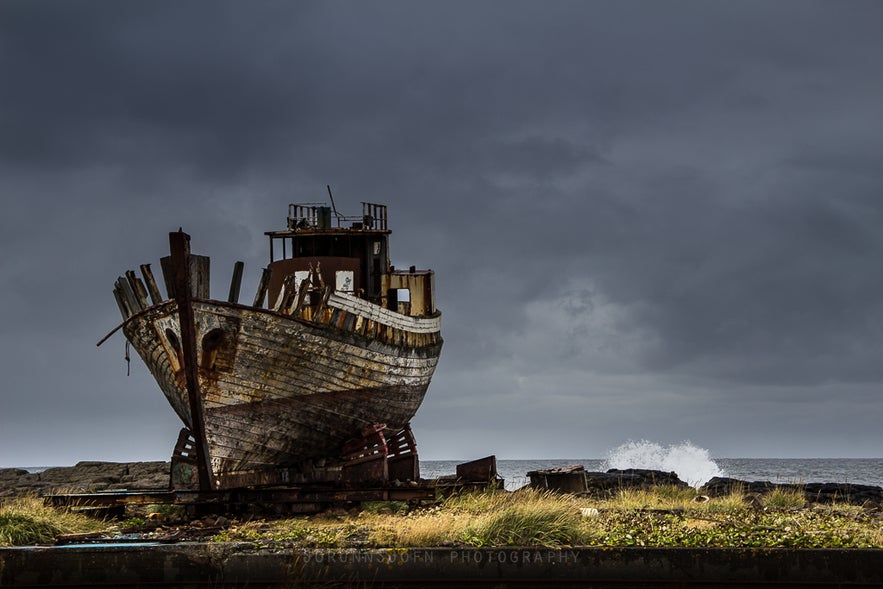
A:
[0,461,170,497]
[534,466,883,507]
[701,476,883,507]
[3,461,883,508]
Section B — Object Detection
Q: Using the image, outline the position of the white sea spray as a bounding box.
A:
[602,440,725,488]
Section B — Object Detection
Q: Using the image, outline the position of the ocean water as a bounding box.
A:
[421,458,883,490]
[421,441,883,491]
[16,442,883,490]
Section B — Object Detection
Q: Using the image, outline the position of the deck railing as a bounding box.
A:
[286,202,387,231]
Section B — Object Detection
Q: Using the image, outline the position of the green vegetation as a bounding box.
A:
[120,516,147,529]
[359,500,409,516]
[461,490,581,547]
[0,496,105,546]
[144,503,186,519]
[213,518,355,548]
[583,508,880,548]
[211,487,883,549]
[3,487,882,549]
[762,487,808,510]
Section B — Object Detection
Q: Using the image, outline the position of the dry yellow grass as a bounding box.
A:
[365,509,468,547]
[598,486,699,511]
[7,486,880,549]
[0,495,105,546]
[762,487,807,509]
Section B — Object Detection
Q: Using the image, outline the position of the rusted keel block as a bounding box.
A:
[456,455,498,483]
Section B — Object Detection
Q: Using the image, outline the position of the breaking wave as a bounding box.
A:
[602,440,724,488]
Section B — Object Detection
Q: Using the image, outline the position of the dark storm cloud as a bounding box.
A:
[0,4,295,172]
[1,1,882,464]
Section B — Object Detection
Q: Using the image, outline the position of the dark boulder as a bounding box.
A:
[700,477,883,507]
[604,469,690,488]
[528,466,690,496]
[701,477,777,496]
[802,482,883,507]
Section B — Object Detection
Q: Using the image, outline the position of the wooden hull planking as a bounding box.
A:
[123,296,442,478]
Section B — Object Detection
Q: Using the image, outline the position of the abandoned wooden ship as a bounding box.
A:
[106,198,442,490]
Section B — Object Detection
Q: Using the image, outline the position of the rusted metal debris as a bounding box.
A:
[46,485,438,516]
[528,465,589,494]
[456,456,499,483]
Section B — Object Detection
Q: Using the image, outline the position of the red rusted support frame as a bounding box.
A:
[169,231,214,492]
[341,424,390,486]
[387,424,420,481]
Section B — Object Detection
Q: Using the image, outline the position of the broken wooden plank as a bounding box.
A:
[126,270,150,310]
[252,267,270,308]
[140,263,163,305]
[116,276,142,314]
[113,287,131,319]
[227,261,244,304]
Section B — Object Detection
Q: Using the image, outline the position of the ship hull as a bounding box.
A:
[123,295,442,480]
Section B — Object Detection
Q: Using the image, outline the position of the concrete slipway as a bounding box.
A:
[2,544,883,587]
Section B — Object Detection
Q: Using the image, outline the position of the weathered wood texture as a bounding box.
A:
[169,231,214,491]
[252,267,271,308]
[160,254,210,300]
[140,263,164,305]
[227,261,244,304]
[123,295,441,479]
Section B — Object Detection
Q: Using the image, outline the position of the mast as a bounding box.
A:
[169,231,214,491]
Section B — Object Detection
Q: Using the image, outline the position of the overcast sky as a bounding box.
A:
[1,1,882,467]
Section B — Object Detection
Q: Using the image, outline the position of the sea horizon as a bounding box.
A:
[8,456,883,489]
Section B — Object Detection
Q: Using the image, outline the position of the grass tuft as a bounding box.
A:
[603,486,698,511]
[763,487,807,510]
[442,488,512,514]
[366,510,464,547]
[0,496,105,546]
[698,488,747,514]
[462,489,584,547]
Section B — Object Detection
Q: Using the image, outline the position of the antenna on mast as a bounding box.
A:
[326,185,342,221]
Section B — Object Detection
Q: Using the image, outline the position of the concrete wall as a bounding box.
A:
[3,544,882,587]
